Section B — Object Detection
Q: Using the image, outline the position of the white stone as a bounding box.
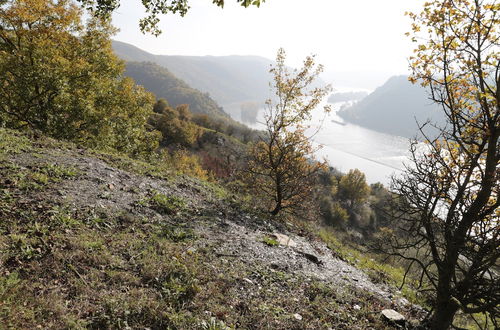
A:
[272,233,298,247]
[381,309,405,324]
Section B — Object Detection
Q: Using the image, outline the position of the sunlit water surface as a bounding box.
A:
[248,101,413,185]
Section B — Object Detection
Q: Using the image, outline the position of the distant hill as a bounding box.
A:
[328,91,369,103]
[113,41,274,118]
[337,75,445,139]
[321,71,392,90]
[124,61,226,117]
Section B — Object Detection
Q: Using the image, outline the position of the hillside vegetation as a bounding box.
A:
[0,3,426,325]
[124,61,227,118]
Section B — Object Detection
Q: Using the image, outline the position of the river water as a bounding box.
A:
[248,101,412,185]
[311,102,411,185]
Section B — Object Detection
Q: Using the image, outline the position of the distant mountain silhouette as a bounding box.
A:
[124,61,226,118]
[328,91,369,103]
[337,75,445,139]
[113,41,275,117]
[321,71,392,90]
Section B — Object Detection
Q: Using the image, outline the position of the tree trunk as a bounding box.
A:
[430,298,459,330]
[271,203,281,216]
[271,177,282,216]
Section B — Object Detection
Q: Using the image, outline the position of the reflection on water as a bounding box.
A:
[248,102,412,185]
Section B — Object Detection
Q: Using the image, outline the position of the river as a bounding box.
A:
[248,101,412,186]
[310,102,411,185]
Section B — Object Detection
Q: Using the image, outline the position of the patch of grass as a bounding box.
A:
[41,163,79,179]
[2,209,69,262]
[82,207,116,229]
[200,317,233,330]
[8,232,46,261]
[31,171,50,185]
[261,236,280,247]
[1,163,42,191]
[0,162,79,191]
[138,191,186,215]
[159,267,200,308]
[0,204,77,264]
[159,224,197,242]
[82,239,104,251]
[0,272,40,327]
[69,232,119,268]
[0,128,32,159]
[138,245,200,309]
[85,288,195,329]
[151,192,186,214]
[49,206,82,228]
[257,303,286,317]
[202,181,232,201]
[0,272,21,298]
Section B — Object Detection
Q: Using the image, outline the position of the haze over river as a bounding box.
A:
[249,101,412,185]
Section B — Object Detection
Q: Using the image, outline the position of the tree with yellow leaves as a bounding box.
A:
[247,48,331,216]
[385,1,499,328]
[0,0,160,156]
[338,169,370,210]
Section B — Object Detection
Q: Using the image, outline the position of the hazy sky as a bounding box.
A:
[113,0,422,79]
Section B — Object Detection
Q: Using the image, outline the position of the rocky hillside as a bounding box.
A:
[0,129,424,329]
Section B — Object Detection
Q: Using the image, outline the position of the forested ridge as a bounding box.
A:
[124,61,227,118]
[113,40,274,107]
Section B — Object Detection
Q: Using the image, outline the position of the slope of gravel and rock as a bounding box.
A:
[0,129,424,329]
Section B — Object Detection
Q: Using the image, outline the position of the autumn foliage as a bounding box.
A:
[0,0,159,156]
[385,1,500,328]
[247,49,331,216]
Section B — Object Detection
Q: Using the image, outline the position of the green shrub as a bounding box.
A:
[149,101,201,147]
[321,197,349,227]
[166,150,209,180]
[262,236,279,247]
